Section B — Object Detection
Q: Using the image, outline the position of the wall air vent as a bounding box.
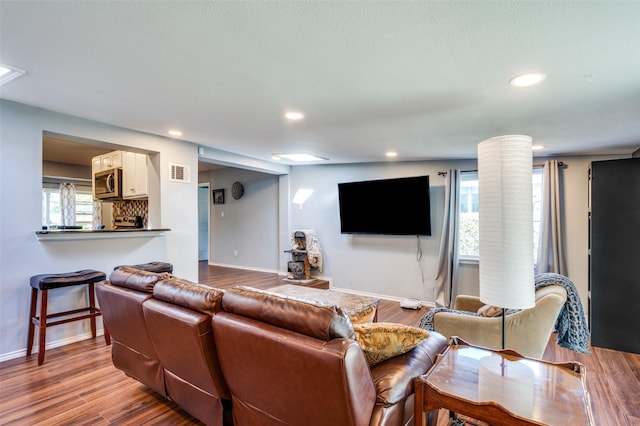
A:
[169,163,191,183]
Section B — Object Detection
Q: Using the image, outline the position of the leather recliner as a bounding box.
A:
[96,268,231,426]
[213,286,448,426]
[95,267,169,397]
[142,277,231,426]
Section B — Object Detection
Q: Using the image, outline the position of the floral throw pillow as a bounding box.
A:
[353,322,430,366]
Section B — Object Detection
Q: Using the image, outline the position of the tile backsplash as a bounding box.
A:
[112,199,148,228]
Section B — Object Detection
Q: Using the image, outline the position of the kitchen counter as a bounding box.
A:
[35,228,170,241]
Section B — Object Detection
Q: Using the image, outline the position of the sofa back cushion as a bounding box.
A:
[153,277,223,315]
[109,266,171,293]
[222,286,354,341]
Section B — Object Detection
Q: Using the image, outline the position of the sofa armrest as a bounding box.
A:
[369,331,447,405]
[453,295,485,313]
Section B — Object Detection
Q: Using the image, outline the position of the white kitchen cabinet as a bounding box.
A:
[122,151,148,199]
[100,151,122,170]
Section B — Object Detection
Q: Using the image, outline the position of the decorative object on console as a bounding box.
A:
[477,135,535,348]
[284,229,323,281]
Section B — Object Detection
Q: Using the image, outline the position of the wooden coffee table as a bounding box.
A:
[415,338,594,426]
[268,284,379,322]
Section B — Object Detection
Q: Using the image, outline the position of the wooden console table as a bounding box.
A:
[415,338,594,426]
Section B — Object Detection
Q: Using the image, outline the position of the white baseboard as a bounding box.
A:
[0,329,107,363]
[209,262,280,275]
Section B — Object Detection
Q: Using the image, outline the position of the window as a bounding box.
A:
[42,184,94,229]
[458,168,543,262]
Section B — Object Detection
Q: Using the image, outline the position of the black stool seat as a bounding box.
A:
[30,270,107,290]
[27,269,110,365]
[114,262,173,273]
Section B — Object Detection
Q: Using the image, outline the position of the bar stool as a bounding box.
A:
[114,261,173,273]
[27,269,110,365]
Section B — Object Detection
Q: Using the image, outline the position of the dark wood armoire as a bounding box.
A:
[589,157,640,354]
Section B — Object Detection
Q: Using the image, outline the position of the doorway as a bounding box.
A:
[198,184,210,261]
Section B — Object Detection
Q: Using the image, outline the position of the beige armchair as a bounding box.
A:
[433,285,567,359]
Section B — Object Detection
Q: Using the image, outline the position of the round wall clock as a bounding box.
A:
[231,181,245,200]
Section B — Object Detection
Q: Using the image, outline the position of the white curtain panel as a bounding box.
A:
[93,201,102,229]
[434,169,461,308]
[59,182,76,226]
[536,160,567,275]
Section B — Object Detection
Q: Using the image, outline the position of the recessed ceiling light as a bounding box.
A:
[284,111,305,120]
[0,63,26,86]
[273,153,327,162]
[272,155,281,161]
[168,129,182,137]
[386,151,398,158]
[531,144,545,151]
[509,73,546,87]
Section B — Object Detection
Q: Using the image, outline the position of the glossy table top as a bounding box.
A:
[418,343,593,425]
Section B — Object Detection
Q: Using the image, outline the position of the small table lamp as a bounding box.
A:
[478,135,536,349]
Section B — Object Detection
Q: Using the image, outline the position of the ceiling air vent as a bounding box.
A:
[169,163,191,183]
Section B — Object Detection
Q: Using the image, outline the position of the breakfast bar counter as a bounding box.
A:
[35,228,170,241]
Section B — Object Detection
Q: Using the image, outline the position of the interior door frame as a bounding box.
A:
[197,182,211,262]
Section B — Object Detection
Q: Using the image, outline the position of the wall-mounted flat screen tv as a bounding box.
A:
[338,175,431,236]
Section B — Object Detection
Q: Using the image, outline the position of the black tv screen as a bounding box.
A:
[338,175,431,236]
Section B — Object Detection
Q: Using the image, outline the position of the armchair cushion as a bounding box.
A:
[453,295,485,312]
[353,322,430,366]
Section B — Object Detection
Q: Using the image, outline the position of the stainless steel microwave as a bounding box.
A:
[94,168,122,200]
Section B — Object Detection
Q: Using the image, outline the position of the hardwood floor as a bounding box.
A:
[1,263,638,425]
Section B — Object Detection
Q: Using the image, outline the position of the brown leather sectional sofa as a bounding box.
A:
[96,268,448,426]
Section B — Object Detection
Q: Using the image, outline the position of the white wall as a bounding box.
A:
[289,160,477,301]
[0,100,199,360]
[199,167,280,271]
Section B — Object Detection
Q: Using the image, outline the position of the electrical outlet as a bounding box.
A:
[233,249,238,257]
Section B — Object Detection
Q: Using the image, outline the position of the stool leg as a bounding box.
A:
[103,322,111,346]
[37,289,48,366]
[88,282,97,338]
[26,288,38,356]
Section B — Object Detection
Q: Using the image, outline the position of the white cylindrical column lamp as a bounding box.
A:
[478,135,535,310]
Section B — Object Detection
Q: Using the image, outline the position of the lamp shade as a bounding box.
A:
[478,135,535,309]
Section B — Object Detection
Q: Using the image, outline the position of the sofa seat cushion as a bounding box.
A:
[152,278,223,316]
[370,331,448,405]
[222,286,354,341]
[109,267,172,293]
[353,322,431,366]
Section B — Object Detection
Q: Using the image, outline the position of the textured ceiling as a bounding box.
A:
[2,1,639,165]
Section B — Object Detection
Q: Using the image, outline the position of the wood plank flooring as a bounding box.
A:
[0,263,638,425]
